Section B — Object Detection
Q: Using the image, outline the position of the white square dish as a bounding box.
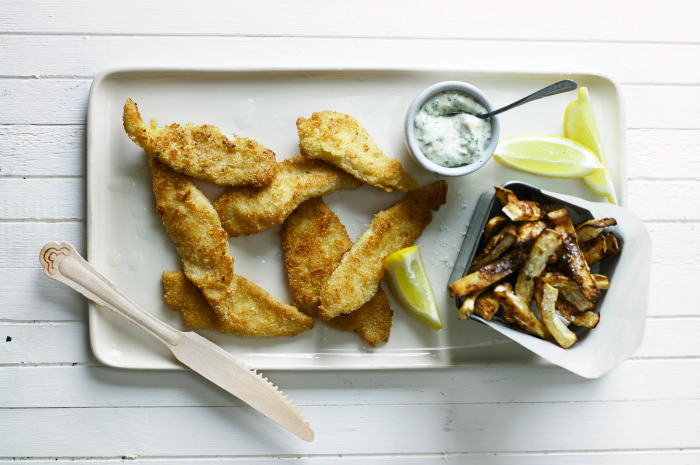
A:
[86,68,628,370]
[449,182,650,378]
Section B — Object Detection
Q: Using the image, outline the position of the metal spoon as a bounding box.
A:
[441,79,578,119]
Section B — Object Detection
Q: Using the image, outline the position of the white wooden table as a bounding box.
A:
[2,1,700,462]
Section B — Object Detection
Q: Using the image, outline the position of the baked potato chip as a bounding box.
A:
[494,283,550,339]
[515,221,548,246]
[495,186,544,221]
[468,224,517,272]
[575,217,617,243]
[515,229,562,303]
[542,271,609,311]
[458,289,484,320]
[450,249,527,297]
[483,215,509,242]
[450,185,620,349]
[474,289,500,321]
[535,279,577,349]
[582,233,620,265]
[555,297,600,328]
[548,208,600,302]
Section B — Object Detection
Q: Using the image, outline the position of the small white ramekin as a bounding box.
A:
[405,81,500,176]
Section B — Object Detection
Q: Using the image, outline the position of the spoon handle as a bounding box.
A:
[484,79,578,118]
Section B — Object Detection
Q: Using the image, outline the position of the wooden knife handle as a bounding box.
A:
[40,241,181,346]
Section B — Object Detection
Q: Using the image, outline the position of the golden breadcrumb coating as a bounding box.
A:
[281,198,351,319]
[326,287,394,347]
[319,181,448,320]
[327,291,392,347]
[213,155,362,237]
[297,111,418,193]
[150,155,233,304]
[281,198,392,346]
[162,271,313,338]
[151,157,312,336]
[124,98,276,187]
[163,271,220,330]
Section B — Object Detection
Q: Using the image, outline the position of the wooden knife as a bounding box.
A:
[40,241,314,442]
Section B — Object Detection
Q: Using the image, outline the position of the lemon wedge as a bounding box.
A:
[564,87,618,203]
[384,246,443,330]
[493,135,603,178]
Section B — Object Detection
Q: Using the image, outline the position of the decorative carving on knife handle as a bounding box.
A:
[40,242,72,277]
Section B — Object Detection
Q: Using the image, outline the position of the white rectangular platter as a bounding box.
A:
[87,68,626,370]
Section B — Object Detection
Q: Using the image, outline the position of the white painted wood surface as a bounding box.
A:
[1,0,699,462]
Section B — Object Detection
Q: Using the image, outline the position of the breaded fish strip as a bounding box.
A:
[214,156,362,237]
[163,271,219,330]
[150,156,233,304]
[162,272,313,338]
[281,198,392,346]
[319,181,448,320]
[326,292,393,347]
[281,198,352,319]
[151,157,312,336]
[297,111,418,193]
[124,98,276,187]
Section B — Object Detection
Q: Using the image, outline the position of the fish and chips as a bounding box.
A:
[124,99,439,343]
[126,97,620,351]
[450,186,621,349]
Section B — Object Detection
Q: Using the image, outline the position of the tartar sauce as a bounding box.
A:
[414,91,492,168]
